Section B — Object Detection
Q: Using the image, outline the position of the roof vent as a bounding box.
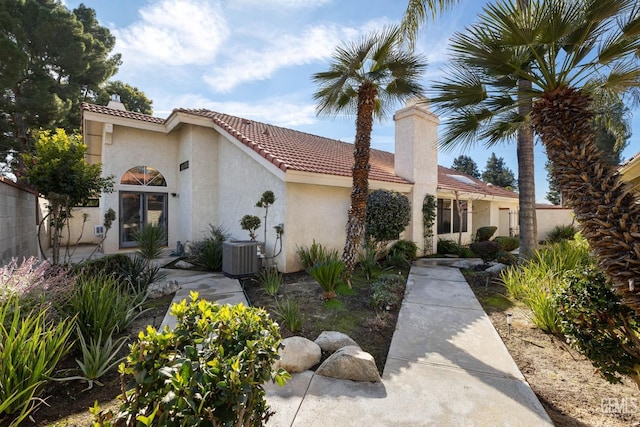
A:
[107,94,127,111]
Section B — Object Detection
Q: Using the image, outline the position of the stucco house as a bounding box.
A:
[79,99,519,272]
[621,151,640,192]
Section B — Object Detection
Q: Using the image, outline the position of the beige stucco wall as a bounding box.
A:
[0,179,39,263]
[59,207,102,245]
[470,198,519,238]
[99,125,180,253]
[620,154,640,192]
[536,206,574,241]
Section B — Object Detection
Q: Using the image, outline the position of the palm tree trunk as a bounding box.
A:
[342,83,377,276]
[532,86,640,313]
[516,0,537,261]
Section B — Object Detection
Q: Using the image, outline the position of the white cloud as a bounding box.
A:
[202,19,389,93]
[113,0,229,67]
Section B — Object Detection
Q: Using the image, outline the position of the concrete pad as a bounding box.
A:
[288,374,388,427]
[265,370,314,427]
[404,277,483,310]
[381,358,552,426]
[409,265,467,282]
[386,302,523,380]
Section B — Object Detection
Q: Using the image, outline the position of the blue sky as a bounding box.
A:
[64,0,638,203]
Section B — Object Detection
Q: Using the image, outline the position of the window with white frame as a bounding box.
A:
[437,198,468,234]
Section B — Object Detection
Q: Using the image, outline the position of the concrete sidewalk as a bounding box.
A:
[158,260,552,426]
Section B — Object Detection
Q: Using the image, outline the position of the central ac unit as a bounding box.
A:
[222,241,263,278]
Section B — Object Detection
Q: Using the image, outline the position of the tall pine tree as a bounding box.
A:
[482,153,517,190]
[451,155,481,178]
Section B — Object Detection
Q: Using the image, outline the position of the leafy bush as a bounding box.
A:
[296,240,339,271]
[187,225,229,271]
[259,266,282,297]
[501,237,591,333]
[118,255,167,295]
[496,251,518,266]
[546,224,578,243]
[388,240,418,261]
[469,240,502,264]
[74,253,132,277]
[456,246,475,258]
[365,189,411,243]
[437,238,459,255]
[370,274,406,311]
[556,266,640,386]
[475,226,497,241]
[241,214,261,241]
[63,273,146,342]
[309,260,345,300]
[493,236,520,252]
[0,295,74,424]
[94,292,289,426]
[358,241,380,280]
[274,298,302,333]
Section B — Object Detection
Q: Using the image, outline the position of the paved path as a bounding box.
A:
[158,260,553,427]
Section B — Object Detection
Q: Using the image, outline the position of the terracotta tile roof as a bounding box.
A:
[174,108,407,184]
[81,103,165,124]
[81,103,520,196]
[438,166,518,199]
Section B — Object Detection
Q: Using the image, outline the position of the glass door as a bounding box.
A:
[120,192,168,248]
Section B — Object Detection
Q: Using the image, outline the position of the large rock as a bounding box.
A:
[485,263,507,273]
[147,279,180,299]
[316,346,381,382]
[315,331,360,353]
[275,336,321,373]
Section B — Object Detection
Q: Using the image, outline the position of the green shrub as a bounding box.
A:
[556,266,640,386]
[133,224,166,265]
[274,298,302,333]
[241,214,261,241]
[370,274,406,311]
[73,328,128,389]
[259,266,282,297]
[493,236,520,252]
[188,225,228,271]
[365,189,411,243]
[475,226,497,241]
[546,224,578,243]
[117,255,167,295]
[309,260,345,300]
[296,240,339,271]
[501,237,591,333]
[388,240,418,261]
[0,295,74,424]
[74,254,132,277]
[358,241,380,280]
[64,273,147,342]
[94,292,289,426]
[437,238,459,255]
[496,251,518,266]
[469,240,502,263]
[456,246,475,258]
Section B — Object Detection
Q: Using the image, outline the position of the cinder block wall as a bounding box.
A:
[0,178,39,263]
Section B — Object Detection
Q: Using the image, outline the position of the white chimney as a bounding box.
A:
[107,94,127,111]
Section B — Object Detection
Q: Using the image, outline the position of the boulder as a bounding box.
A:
[485,263,507,273]
[147,279,180,299]
[275,336,321,373]
[316,346,381,382]
[315,331,360,353]
[175,260,195,269]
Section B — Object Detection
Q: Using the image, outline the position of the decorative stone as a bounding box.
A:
[485,263,507,273]
[275,336,321,373]
[314,331,360,353]
[147,279,180,299]
[315,346,381,382]
[175,260,195,269]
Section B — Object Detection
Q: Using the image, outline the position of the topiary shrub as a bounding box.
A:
[469,240,502,263]
[94,292,290,426]
[365,189,411,244]
[475,226,497,242]
[556,266,640,387]
[240,215,261,241]
[493,236,520,252]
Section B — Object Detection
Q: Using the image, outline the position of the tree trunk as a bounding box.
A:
[531,86,640,313]
[516,0,537,261]
[342,82,377,276]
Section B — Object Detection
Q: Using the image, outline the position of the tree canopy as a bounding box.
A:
[482,153,517,190]
[95,81,154,115]
[0,1,121,164]
[451,155,481,178]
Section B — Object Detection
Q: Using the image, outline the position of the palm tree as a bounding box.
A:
[431,0,640,311]
[312,26,427,276]
[402,0,539,260]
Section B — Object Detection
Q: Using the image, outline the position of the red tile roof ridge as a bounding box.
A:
[81,103,165,124]
[438,165,518,199]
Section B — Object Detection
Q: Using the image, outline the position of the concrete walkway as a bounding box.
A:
[158,258,552,426]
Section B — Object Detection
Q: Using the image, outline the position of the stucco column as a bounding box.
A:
[393,100,439,254]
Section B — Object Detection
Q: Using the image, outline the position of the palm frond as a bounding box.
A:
[400,0,460,48]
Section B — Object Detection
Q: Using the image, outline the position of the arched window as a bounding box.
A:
[120,166,167,187]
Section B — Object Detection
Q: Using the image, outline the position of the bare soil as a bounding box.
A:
[464,269,640,427]
[20,266,640,426]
